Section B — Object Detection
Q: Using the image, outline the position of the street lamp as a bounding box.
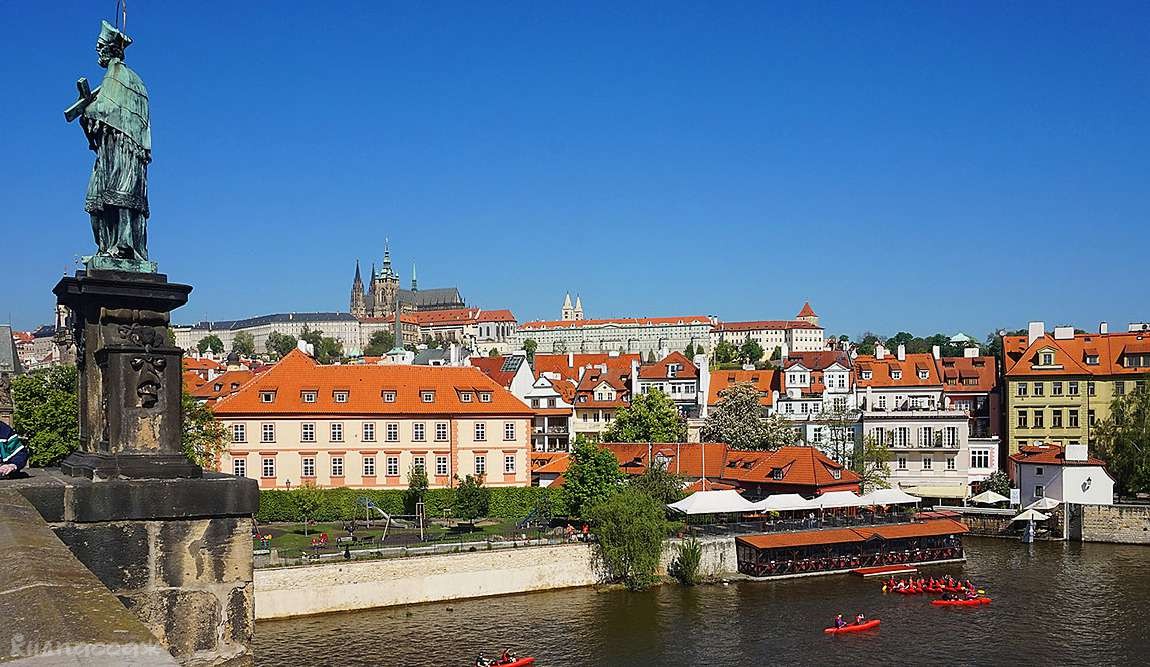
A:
[285,479,292,491]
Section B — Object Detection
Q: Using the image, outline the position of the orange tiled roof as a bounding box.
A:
[189,369,256,402]
[476,309,516,323]
[534,353,639,385]
[685,478,737,493]
[520,316,712,331]
[603,442,729,479]
[797,302,817,318]
[737,518,967,550]
[638,351,699,380]
[712,319,821,333]
[531,453,571,475]
[853,353,941,388]
[183,357,224,372]
[1003,330,1150,377]
[213,349,533,416]
[469,356,517,388]
[707,370,779,406]
[720,447,859,488]
[783,351,850,372]
[1008,444,1107,467]
[939,356,997,393]
[183,370,208,391]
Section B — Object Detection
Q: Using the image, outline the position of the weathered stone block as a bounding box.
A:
[120,589,221,658]
[53,522,151,590]
[225,585,254,645]
[157,518,252,588]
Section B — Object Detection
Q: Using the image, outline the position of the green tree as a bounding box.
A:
[683,342,695,358]
[815,407,860,465]
[587,487,671,590]
[299,326,344,364]
[404,463,430,514]
[646,350,657,363]
[886,332,915,350]
[196,334,224,355]
[453,474,491,525]
[739,337,764,364]
[769,345,782,362]
[522,338,538,363]
[856,332,881,356]
[985,329,1026,360]
[669,537,703,586]
[713,340,738,365]
[166,327,177,346]
[363,330,395,356]
[762,413,799,449]
[630,462,686,504]
[1094,384,1150,495]
[11,365,79,467]
[181,391,227,467]
[288,483,322,535]
[981,470,1012,498]
[561,439,625,519]
[488,347,499,357]
[266,331,297,359]
[702,382,769,450]
[852,435,893,493]
[603,389,686,443]
[232,331,255,357]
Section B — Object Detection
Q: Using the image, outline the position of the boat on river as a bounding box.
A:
[931,597,991,607]
[824,619,881,634]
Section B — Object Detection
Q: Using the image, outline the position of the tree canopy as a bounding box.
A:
[561,439,624,519]
[522,338,538,363]
[852,434,893,493]
[603,389,686,443]
[454,474,491,523]
[1094,384,1150,496]
[713,340,738,364]
[11,365,79,467]
[196,334,224,355]
[231,331,255,357]
[701,382,769,450]
[363,330,395,357]
[587,487,670,590]
[182,391,227,467]
[739,337,764,364]
[299,326,344,364]
[266,331,297,359]
[629,462,686,505]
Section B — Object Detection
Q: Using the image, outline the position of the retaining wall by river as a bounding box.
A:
[254,537,736,619]
[1083,504,1150,544]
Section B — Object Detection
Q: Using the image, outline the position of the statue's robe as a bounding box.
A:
[84,58,151,256]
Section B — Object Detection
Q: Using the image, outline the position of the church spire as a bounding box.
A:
[353,259,362,284]
[411,263,418,291]
[382,238,393,276]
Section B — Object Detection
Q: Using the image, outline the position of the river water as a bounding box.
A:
[255,538,1150,666]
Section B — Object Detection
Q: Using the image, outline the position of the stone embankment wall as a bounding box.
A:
[256,537,738,620]
[1082,504,1150,544]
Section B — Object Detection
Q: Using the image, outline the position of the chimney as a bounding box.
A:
[964,347,979,358]
[931,345,941,360]
[1027,321,1045,346]
[1100,321,1109,335]
[896,344,906,361]
[875,343,886,360]
[567,352,574,368]
[1053,326,1074,340]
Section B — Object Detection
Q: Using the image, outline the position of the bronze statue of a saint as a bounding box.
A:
[66,21,152,270]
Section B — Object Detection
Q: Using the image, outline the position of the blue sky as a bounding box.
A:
[3,2,1148,339]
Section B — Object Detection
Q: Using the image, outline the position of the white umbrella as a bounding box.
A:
[969,490,1010,505]
[805,491,865,510]
[859,488,921,505]
[1011,509,1050,522]
[1025,497,1060,511]
[667,490,758,515]
[753,493,814,512]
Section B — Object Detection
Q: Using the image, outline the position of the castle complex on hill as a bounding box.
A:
[350,242,467,317]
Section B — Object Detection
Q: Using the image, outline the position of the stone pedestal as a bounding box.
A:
[54,270,199,480]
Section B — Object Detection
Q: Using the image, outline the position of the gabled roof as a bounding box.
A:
[853,353,941,388]
[0,326,21,374]
[712,319,821,333]
[939,355,997,393]
[719,447,859,489]
[1009,444,1107,467]
[476,309,517,323]
[784,351,851,372]
[1003,331,1150,377]
[603,443,729,480]
[797,302,817,318]
[213,349,532,416]
[707,370,778,406]
[519,316,712,331]
[189,369,256,402]
[534,353,640,385]
[638,351,698,380]
[469,355,526,388]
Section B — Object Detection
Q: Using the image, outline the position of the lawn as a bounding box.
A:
[254,518,529,554]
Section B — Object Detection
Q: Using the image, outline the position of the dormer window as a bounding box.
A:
[479,392,492,402]
[771,467,785,480]
[214,383,223,392]
[421,391,435,403]
[460,392,473,403]
[917,370,929,380]
[1085,355,1099,365]
[259,391,276,403]
[1041,352,1055,366]
[301,391,317,403]
[667,363,681,378]
[861,370,873,380]
[831,468,842,480]
[891,370,903,380]
[382,391,396,403]
[333,391,348,403]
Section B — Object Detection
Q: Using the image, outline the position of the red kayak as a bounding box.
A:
[932,597,991,607]
[824,619,881,634]
[496,660,534,667]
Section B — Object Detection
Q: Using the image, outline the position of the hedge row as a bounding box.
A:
[256,486,552,524]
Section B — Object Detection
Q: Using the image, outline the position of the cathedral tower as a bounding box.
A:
[350,260,366,317]
[561,293,574,321]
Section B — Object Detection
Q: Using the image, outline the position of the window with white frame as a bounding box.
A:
[331,456,344,477]
[413,456,425,472]
[386,423,399,442]
[334,391,348,403]
[897,457,907,470]
[946,457,956,470]
[504,455,516,474]
[413,423,426,441]
[260,391,275,403]
[504,422,516,441]
[362,422,375,442]
[301,422,316,442]
[918,427,934,447]
[480,392,492,402]
[460,392,473,403]
[232,458,246,478]
[302,456,316,478]
[231,423,246,443]
[894,427,909,447]
[435,455,449,476]
[382,391,396,403]
[944,427,958,447]
[363,456,376,477]
[421,391,435,403]
[435,422,448,442]
[474,455,486,475]
[261,457,275,478]
[891,370,902,380]
[922,456,932,470]
[330,423,343,442]
[386,456,399,476]
[1035,484,1045,498]
[301,391,317,403]
[877,395,887,410]
[261,423,275,443]
[474,422,486,441]
[918,369,929,380]
[971,450,990,469]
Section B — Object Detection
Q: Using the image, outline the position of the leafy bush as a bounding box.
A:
[669,537,703,585]
[454,474,490,522]
[588,487,672,591]
[11,365,79,467]
[255,486,546,523]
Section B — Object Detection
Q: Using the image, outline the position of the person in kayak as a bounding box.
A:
[855,613,866,625]
[834,614,846,628]
[499,649,515,664]
[475,654,492,667]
